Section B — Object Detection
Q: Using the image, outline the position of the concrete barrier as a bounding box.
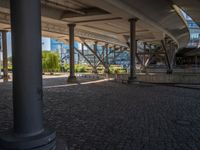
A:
[138,74,200,84]
[114,73,200,84]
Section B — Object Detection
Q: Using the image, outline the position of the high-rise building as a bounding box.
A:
[182,11,200,47]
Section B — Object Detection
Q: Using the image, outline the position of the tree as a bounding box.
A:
[42,51,60,73]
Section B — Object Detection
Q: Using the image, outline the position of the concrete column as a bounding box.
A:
[81,43,84,63]
[195,56,198,68]
[82,43,84,55]
[94,41,98,65]
[77,53,80,64]
[0,0,56,149]
[0,41,2,77]
[113,46,116,64]
[102,46,105,63]
[163,39,173,74]
[104,44,109,73]
[106,45,109,65]
[2,31,8,82]
[92,42,98,73]
[143,42,146,64]
[128,18,138,81]
[68,24,77,82]
[149,44,152,52]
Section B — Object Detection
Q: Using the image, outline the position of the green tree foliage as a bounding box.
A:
[42,51,60,73]
[109,65,127,74]
[63,64,92,73]
[75,64,87,73]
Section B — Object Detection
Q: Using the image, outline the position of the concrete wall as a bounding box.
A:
[114,73,200,84]
[138,74,200,84]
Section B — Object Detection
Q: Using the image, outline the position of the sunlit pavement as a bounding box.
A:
[0,76,200,150]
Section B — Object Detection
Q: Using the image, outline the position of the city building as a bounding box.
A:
[182,11,200,47]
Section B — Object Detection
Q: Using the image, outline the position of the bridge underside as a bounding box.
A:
[0,0,199,150]
[0,0,192,77]
[0,0,190,46]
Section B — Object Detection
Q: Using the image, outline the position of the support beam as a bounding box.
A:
[96,46,123,67]
[135,53,146,69]
[195,56,198,68]
[102,45,105,63]
[110,48,123,65]
[2,31,8,82]
[74,47,96,69]
[82,43,84,55]
[113,46,116,64]
[128,18,138,82]
[105,44,109,73]
[0,0,56,149]
[169,42,176,71]
[68,24,77,82]
[83,42,106,68]
[77,52,80,64]
[144,55,154,67]
[94,41,98,67]
[161,40,173,74]
[143,42,147,64]
[95,44,110,73]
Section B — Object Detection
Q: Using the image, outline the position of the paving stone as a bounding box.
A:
[0,77,200,149]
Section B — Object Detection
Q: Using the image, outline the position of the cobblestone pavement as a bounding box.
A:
[0,77,200,150]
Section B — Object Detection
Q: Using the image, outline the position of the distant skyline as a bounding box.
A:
[5,33,62,57]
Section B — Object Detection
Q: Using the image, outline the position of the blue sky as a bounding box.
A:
[7,32,12,57]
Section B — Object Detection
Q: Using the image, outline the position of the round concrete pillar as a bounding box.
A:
[128,18,138,81]
[67,24,77,83]
[1,31,9,82]
[0,0,56,149]
[104,44,110,73]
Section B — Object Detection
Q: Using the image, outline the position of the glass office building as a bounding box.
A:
[182,12,200,47]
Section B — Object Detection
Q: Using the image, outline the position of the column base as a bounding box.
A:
[0,129,56,150]
[3,75,9,82]
[166,69,173,74]
[128,77,139,84]
[67,76,77,83]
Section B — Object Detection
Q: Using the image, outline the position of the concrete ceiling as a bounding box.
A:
[0,0,191,48]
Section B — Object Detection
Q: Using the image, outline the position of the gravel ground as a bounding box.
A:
[0,77,200,150]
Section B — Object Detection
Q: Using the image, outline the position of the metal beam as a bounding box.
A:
[161,40,173,74]
[96,45,119,67]
[83,41,106,68]
[74,47,95,68]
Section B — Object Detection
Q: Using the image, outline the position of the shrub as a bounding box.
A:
[75,64,88,73]
[109,65,127,74]
[42,51,60,73]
